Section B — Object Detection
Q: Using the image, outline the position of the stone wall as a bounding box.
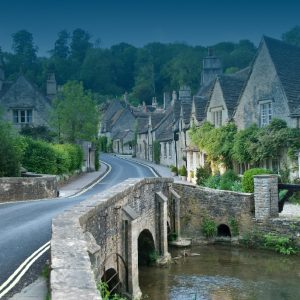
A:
[51,177,172,300]
[0,175,58,202]
[173,183,254,241]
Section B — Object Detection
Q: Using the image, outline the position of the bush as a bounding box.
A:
[219,169,239,190]
[196,165,211,185]
[22,138,57,174]
[153,141,161,164]
[201,217,217,238]
[242,168,273,193]
[63,143,83,171]
[263,233,298,255]
[0,121,24,176]
[170,165,178,174]
[204,174,221,189]
[179,165,187,176]
[52,144,72,174]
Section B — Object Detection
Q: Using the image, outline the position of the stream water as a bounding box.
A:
[139,244,300,300]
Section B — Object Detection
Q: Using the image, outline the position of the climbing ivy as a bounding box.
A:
[189,119,300,168]
[153,141,161,164]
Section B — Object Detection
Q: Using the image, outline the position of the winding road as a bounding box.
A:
[0,154,154,298]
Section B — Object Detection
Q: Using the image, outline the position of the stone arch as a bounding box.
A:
[101,268,120,295]
[217,224,231,237]
[138,229,155,266]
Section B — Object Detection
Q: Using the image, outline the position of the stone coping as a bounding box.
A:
[253,174,279,178]
[174,182,253,196]
[50,177,173,300]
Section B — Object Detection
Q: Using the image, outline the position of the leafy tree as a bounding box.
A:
[51,81,99,143]
[70,28,92,64]
[51,30,70,59]
[282,26,300,47]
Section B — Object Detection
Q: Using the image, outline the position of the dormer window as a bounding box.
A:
[260,102,272,127]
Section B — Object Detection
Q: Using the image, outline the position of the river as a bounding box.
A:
[139,244,300,300]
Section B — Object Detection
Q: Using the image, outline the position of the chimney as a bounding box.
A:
[152,97,157,108]
[47,73,57,98]
[163,92,170,110]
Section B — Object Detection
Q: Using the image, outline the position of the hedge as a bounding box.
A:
[242,168,273,193]
[22,138,83,175]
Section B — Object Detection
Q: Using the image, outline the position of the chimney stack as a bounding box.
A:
[47,73,57,98]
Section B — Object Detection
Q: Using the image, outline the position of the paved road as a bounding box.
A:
[0,154,154,292]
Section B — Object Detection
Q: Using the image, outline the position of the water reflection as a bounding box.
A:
[139,244,300,300]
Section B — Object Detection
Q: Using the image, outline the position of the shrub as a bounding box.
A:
[63,143,83,171]
[196,165,211,185]
[204,174,221,189]
[0,121,24,176]
[263,233,298,255]
[22,138,57,174]
[170,165,178,174]
[228,218,239,236]
[179,165,187,176]
[242,168,272,193]
[219,169,239,190]
[153,141,161,164]
[52,144,71,174]
[201,217,217,238]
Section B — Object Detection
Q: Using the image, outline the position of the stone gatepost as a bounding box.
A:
[254,175,279,220]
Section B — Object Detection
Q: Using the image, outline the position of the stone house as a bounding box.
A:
[0,71,56,130]
[234,36,300,177]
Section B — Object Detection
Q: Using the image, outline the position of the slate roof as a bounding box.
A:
[217,70,249,117]
[155,110,174,142]
[193,96,209,122]
[263,36,300,115]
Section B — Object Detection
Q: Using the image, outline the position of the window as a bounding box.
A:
[164,142,167,157]
[13,109,33,124]
[168,142,172,158]
[212,110,222,127]
[260,102,272,127]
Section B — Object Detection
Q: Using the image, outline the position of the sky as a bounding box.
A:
[0,0,299,56]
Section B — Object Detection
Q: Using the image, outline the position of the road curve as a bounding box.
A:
[0,154,154,294]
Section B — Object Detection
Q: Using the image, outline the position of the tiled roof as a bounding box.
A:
[193,96,209,122]
[155,110,174,142]
[263,36,300,115]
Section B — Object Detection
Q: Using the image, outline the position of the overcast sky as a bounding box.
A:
[0,0,299,56]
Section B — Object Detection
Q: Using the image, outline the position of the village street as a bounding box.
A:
[0,154,155,298]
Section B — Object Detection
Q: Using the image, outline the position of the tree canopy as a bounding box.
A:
[51,81,99,143]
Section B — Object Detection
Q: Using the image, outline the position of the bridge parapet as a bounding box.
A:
[51,177,173,300]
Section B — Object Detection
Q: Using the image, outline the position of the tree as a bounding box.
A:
[51,30,70,59]
[51,81,99,143]
[12,30,37,69]
[70,28,92,63]
[282,26,300,47]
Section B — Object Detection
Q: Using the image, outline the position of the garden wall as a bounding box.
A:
[0,174,58,202]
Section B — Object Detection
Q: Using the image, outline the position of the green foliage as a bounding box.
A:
[201,217,217,238]
[242,168,273,193]
[22,138,83,175]
[22,138,57,174]
[20,125,56,142]
[179,165,187,176]
[149,250,160,263]
[219,170,239,190]
[263,233,298,255]
[51,81,99,143]
[282,26,300,47]
[228,218,239,236]
[196,165,211,186]
[168,232,178,241]
[170,165,178,174]
[153,141,161,164]
[204,174,221,189]
[97,281,127,300]
[98,136,108,152]
[240,229,264,248]
[0,120,24,176]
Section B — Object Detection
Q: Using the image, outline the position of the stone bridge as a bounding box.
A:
[50,175,300,299]
[51,177,179,300]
